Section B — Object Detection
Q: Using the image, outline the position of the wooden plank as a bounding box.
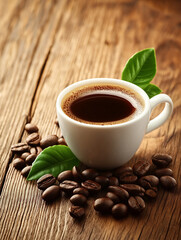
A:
[0,0,181,239]
[0,0,66,189]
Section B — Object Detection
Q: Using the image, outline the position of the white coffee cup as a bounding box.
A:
[56,78,173,169]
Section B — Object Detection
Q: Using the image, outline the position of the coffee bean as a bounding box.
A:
[95,176,109,187]
[42,185,61,202]
[138,175,159,189]
[36,146,42,155]
[81,180,101,193]
[82,169,99,180]
[106,192,120,204]
[145,187,157,199]
[25,123,39,133]
[112,203,128,218]
[133,161,151,176]
[58,138,67,146]
[26,133,41,146]
[21,166,32,177]
[154,168,173,178]
[37,174,56,190]
[120,184,145,195]
[108,176,119,186]
[25,153,36,165]
[59,180,79,194]
[69,205,85,218]
[148,164,157,174]
[30,146,42,155]
[21,152,30,160]
[160,176,177,189]
[114,166,132,177]
[99,171,112,177]
[70,194,87,206]
[11,143,29,153]
[58,170,73,182]
[108,186,129,202]
[30,147,36,155]
[119,174,138,184]
[73,187,89,197]
[13,158,26,170]
[128,196,145,213]
[94,197,114,213]
[72,164,86,181]
[152,154,172,168]
[40,135,58,149]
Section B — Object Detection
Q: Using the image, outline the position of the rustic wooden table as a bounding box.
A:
[0,0,180,239]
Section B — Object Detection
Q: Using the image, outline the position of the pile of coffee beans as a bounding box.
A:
[11,122,177,220]
[11,123,66,177]
[36,154,176,219]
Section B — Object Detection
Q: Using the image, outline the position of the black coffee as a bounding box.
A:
[70,93,135,122]
[62,84,144,125]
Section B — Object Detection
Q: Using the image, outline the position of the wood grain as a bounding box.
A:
[0,0,181,239]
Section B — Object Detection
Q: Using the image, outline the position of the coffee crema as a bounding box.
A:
[61,83,144,125]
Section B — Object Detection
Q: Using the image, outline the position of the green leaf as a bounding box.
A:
[122,48,156,87]
[143,84,162,98]
[27,145,80,180]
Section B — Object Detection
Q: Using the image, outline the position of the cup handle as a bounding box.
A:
[146,94,173,134]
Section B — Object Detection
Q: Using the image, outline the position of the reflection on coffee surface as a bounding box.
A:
[62,84,144,125]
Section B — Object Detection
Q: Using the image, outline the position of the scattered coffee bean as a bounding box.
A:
[154,168,173,178]
[119,174,138,184]
[95,176,109,187]
[148,164,157,174]
[82,169,99,180]
[25,153,36,165]
[58,137,67,146]
[94,197,114,213]
[59,180,79,194]
[108,176,119,186]
[108,186,129,202]
[25,123,39,133]
[13,158,26,170]
[26,132,41,146]
[152,153,172,168]
[99,171,112,177]
[36,146,42,155]
[40,135,58,149]
[21,152,30,160]
[30,146,42,155]
[112,203,128,218]
[73,187,89,197]
[81,180,101,193]
[128,196,145,213]
[138,175,159,189]
[37,174,56,190]
[30,147,36,155]
[120,184,145,195]
[11,143,29,153]
[133,161,151,176]
[160,176,177,189]
[21,166,32,178]
[72,164,86,181]
[106,192,120,204]
[58,170,73,182]
[114,166,132,177]
[70,194,87,206]
[145,187,157,199]
[42,185,61,202]
[69,205,85,218]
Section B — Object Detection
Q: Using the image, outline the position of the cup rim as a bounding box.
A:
[56,78,150,129]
